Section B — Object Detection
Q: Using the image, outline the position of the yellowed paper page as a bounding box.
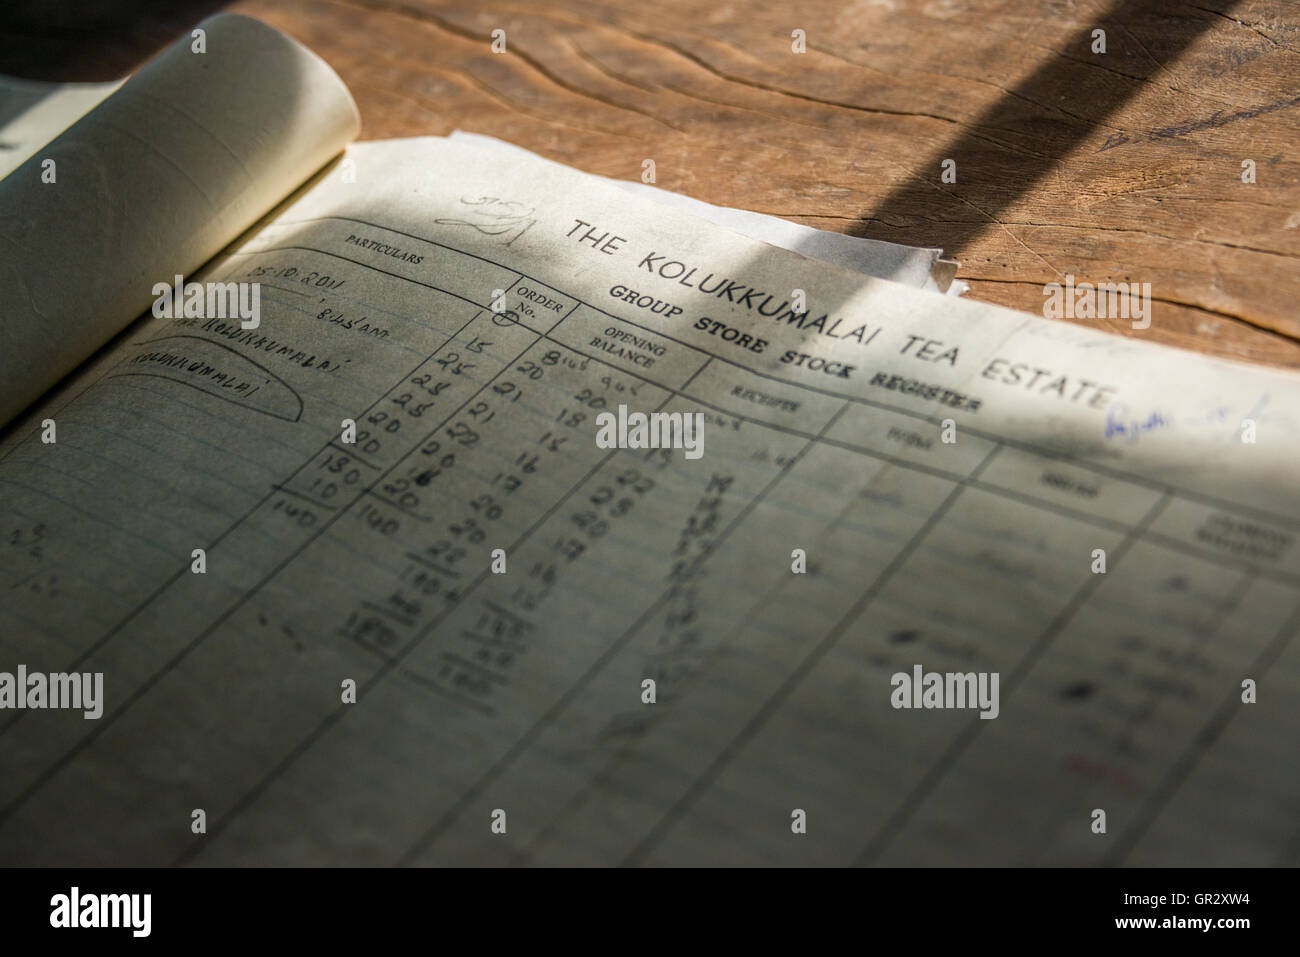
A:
[0,76,121,181]
[0,13,360,427]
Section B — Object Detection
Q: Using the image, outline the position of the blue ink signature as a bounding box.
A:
[1104,404,1171,442]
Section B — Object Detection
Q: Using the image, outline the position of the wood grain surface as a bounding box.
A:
[4,0,1299,367]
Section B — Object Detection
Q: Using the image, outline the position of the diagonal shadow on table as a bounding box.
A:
[844,0,1243,259]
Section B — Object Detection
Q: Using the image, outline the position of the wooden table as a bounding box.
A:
[5,0,1299,367]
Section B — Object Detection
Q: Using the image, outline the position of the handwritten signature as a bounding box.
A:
[1104,404,1171,443]
[435,195,537,247]
[1104,393,1273,444]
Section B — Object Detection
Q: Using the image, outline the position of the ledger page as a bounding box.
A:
[0,136,1297,866]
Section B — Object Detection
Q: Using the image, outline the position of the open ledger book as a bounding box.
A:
[1,13,1296,866]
